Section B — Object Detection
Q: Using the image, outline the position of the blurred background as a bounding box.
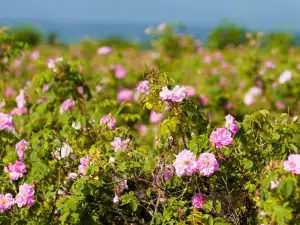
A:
[1,0,300,44]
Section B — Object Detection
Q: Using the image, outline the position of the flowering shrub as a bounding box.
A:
[1,26,300,225]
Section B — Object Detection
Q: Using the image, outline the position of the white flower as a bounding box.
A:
[279,70,292,84]
[72,122,81,130]
[54,142,73,160]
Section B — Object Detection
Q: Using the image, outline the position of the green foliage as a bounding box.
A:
[9,25,42,46]
[207,20,248,49]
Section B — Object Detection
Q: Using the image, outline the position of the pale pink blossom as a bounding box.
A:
[209,128,233,148]
[16,89,26,108]
[43,84,50,93]
[60,99,75,114]
[97,46,112,55]
[160,85,187,103]
[283,154,300,174]
[275,101,286,110]
[150,111,164,124]
[225,114,239,134]
[16,139,29,161]
[203,55,211,64]
[158,22,167,32]
[195,153,219,177]
[270,179,281,189]
[279,70,292,84]
[137,80,150,94]
[113,195,121,204]
[163,165,173,180]
[0,193,15,212]
[110,137,130,152]
[265,60,276,69]
[0,101,5,109]
[136,124,148,137]
[117,89,133,102]
[4,161,27,181]
[0,113,13,130]
[11,107,27,116]
[78,155,90,176]
[15,184,35,208]
[173,149,196,176]
[77,86,84,95]
[100,114,116,129]
[186,86,196,98]
[5,87,15,98]
[113,64,127,79]
[199,95,208,105]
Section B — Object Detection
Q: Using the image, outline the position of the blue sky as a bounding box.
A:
[1,0,299,30]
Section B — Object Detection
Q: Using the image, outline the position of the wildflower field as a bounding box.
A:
[1,24,300,225]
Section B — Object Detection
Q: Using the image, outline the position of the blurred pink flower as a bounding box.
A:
[199,95,208,105]
[78,155,90,176]
[60,99,75,114]
[110,137,130,152]
[160,85,187,103]
[0,101,5,109]
[77,86,84,95]
[113,195,121,204]
[225,102,233,110]
[137,80,150,94]
[16,89,26,108]
[43,84,50,93]
[203,55,211,64]
[209,128,233,148]
[279,70,292,84]
[158,22,166,32]
[100,113,116,129]
[117,89,133,102]
[186,86,196,98]
[97,46,112,55]
[270,179,281,189]
[150,111,164,124]
[264,60,276,69]
[136,124,148,137]
[275,101,286,110]
[30,50,40,61]
[113,64,127,79]
[5,86,15,98]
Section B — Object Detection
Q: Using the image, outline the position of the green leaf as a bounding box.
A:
[281,179,294,199]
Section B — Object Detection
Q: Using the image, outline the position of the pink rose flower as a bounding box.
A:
[186,86,196,98]
[173,149,196,176]
[283,154,300,174]
[225,114,239,134]
[0,113,13,130]
[275,101,286,110]
[159,85,187,103]
[110,137,130,152]
[60,99,75,114]
[265,60,276,69]
[100,113,116,129]
[4,161,27,181]
[15,139,29,161]
[150,111,164,124]
[0,193,15,212]
[163,165,174,180]
[97,46,112,55]
[113,64,127,79]
[117,89,133,102]
[11,107,27,116]
[43,84,50,93]
[78,155,90,176]
[5,87,15,98]
[136,124,148,137]
[199,95,208,105]
[137,80,150,94]
[195,153,219,177]
[192,193,205,209]
[15,184,35,208]
[77,86,84,95]
[209,128,233,148]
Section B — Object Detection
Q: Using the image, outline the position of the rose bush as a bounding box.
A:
[1,26,300,225]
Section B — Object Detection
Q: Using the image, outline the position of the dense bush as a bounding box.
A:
[1,25,300,225]
[9,26,42,47]
[207,20,248,49]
